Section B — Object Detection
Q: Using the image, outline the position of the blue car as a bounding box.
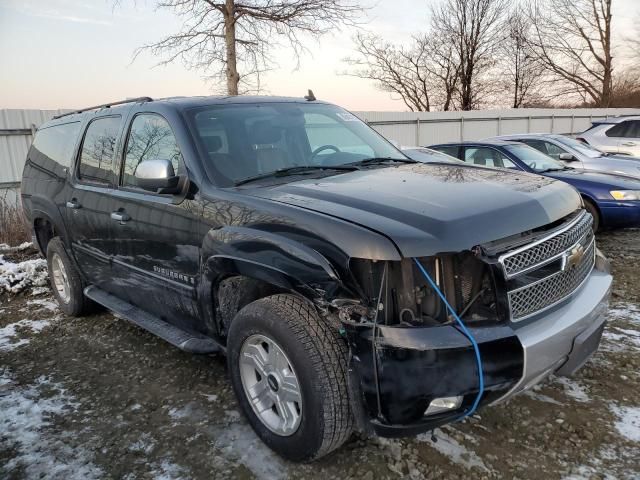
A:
[423,141,640,231]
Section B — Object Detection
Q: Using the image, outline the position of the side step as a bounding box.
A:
[84,286,220,354]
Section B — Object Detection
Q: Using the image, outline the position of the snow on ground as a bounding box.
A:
[0,242,34,253]
[610,405,640,442]
[552,376,591,403]
[0,318,52,351]
[26,298,59,312]
[210,421,288,480]
[0,371,102,480]
[0,254,48,294]
[416,427,490,473]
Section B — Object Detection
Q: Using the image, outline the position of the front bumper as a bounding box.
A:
[491,268,611,404]
[599,201,640,228]
[344,268,612,437]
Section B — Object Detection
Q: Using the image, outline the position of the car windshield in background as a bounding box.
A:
[188,103,407,186]
[505,144,565,172]
[403,148,462,164]
[554,136,604,158]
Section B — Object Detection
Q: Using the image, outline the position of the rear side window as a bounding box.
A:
[78,116,121,184]
[463,147,517,169]
[31,122,81,168]
[606,121,631,138]
[432,146,461,159]
[122,114,182,188]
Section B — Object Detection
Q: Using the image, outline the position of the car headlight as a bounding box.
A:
[610,190,640,201]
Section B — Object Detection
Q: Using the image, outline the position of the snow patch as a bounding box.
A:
[0,254,48,294]
[27,297,59,312]
[0,372,102,479]
[417,427,490,472]
[552,376,590,403]
[211,421,288,480]
[0,318,52,351]
[0,242,33,253]
[150,459,188,480]
[610,405,640,442]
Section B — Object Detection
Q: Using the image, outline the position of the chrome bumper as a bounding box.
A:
[492,268,612,404]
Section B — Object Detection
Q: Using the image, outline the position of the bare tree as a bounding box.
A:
[525,0,614,107]
[430,0,511,110]
[499,8,543,107]
[133,0,364,95]
[344,33,433,111]
[343,32,460,112]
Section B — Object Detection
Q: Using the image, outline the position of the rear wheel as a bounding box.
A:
[227,294,353,461]
[46,237,93,316]
[583,199,600,233]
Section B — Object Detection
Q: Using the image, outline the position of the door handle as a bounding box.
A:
[622,142,637,146]
[66,199,81,209]
[110,211,131,224]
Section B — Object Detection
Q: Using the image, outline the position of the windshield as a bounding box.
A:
[187,103,406,186]
[505,144,565,172]
[403,148,463,164]
[554,136,604,158]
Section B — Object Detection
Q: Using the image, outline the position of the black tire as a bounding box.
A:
[583,199,601,233]
[46,237,92,316]
[227,294,353,461]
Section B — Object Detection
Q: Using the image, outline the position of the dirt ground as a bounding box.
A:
[1,230,639,480]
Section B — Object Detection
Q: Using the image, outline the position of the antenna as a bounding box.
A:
[304,89,316,101]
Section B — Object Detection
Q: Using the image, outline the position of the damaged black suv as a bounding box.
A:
[21,95,612,461]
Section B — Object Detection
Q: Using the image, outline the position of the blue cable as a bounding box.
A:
[413,258,485,419]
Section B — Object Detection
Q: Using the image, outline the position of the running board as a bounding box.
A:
[84,286,220,354]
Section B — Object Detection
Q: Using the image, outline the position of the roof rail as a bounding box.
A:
[52,97,153,119]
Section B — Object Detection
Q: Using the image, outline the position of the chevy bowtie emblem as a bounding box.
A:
[562,245,585,271]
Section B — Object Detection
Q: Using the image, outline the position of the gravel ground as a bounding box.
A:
[1,230,639,480]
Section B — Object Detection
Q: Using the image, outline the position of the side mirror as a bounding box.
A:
[134,159,181,194]
[558,153,576,161]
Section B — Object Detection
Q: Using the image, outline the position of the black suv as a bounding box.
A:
[22,96,612,461]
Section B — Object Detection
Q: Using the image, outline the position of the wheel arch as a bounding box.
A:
[199,225,352,340]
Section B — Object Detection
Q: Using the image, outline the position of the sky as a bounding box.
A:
[1,0,639,111]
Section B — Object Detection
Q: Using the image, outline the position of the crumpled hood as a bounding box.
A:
[245,163,582,257]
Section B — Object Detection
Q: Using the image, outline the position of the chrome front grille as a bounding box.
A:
[498,210,596,322]
[500,211,593,278]
[507,238,595,321]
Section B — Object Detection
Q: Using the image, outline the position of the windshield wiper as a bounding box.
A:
[234,165,359,186]
[349,157,418,167]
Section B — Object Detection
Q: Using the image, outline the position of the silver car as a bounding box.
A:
[490,133,640,179]
[576,116,640,157]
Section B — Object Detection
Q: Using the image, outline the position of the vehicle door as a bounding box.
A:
[65,115,123,290]
[611,120,640,156]
[520,139,584,169]
[109,112,203,332]
[461,146,519,169]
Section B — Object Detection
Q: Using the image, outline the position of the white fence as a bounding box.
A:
[356,108,640,147]
[3,106,640,206]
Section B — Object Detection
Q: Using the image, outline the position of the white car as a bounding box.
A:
[577,116,640,157]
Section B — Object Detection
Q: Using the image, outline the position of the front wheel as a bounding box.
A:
[583,199,601,233]
[227,294,353,461]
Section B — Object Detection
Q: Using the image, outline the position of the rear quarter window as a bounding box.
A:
[31,122,81,168]
[78,116,122,184]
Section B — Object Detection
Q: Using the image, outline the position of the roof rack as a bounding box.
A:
[52,97,153,119]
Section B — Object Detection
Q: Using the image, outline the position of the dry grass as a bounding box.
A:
[0,195,31,246]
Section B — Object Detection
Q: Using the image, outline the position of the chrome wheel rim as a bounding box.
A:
[51,253,71,303]
[239,334,302,436]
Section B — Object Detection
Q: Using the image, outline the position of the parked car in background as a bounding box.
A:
[21,95,613,461]
[489,133,640,179]
[577,116,640,157]
[429,141,640,232]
